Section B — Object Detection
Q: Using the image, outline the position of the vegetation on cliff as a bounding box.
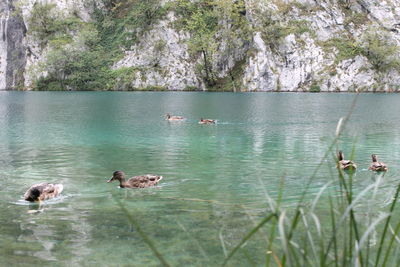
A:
[29,0,167,90]
[24,0,400,91]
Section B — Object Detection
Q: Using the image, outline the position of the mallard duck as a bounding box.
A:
[337,150,357,171]
[368,154,388,172]
[107,171,163,188]
[24,183,63,202]
[165,114,185,121]
[199,118,216,124]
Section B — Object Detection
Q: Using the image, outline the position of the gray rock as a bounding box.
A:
[3,0,400,91]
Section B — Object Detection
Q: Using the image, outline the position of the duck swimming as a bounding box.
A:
[337,150,357,171]
[368,154,388,172]
[165,114,185,121]
[107,171,163,188]
[199,118,216,124]
[24,183,63,202]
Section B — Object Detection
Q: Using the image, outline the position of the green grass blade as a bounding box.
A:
[219,228,228,258]
[115,199,171,267]
[374,182,400,267]
[311,181,334,212]
[222,213,277,266]
[324,180,377,263]
[278,211,290,264]
[242,248,257,267]
[281,209,301,266]
[355,213,389,265]
[266,176,285,267]
[300,208,318,264]
[176,220,208,259]
[328,195,338,267]
[279,94,359,265]
[382,222,400,266]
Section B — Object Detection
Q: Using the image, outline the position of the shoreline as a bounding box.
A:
[0,89,398,93]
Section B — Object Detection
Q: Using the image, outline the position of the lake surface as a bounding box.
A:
[1,92,400,266]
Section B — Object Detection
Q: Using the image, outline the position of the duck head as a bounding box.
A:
[338,150,344,161]
[165,114,171,119]
[25,188,41,202]
[371,154,377,162]
[107,171,125,183]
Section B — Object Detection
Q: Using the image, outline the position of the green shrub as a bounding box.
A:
[174,0,250,89]
[36,43,112,91]
[93,0,168,50]
[174,0,219,86]
[309,83,321,92]
[321,37,363,63]
[28,2,81,46]
[361,30,400,72]
[283,20,314,37]
[110,67,138,91]
[344,12,369,27]
[33,0,169,91]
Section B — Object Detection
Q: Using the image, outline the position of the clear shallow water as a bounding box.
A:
[1,92,400,266]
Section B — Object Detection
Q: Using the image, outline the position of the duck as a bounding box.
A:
[337,150,357,171]
[165,114,185,121]
[24,183,63,202]
[368,154,388,172]
[199,118,216,124]
[107,171,163,188]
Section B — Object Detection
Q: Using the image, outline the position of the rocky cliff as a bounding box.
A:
[1,0,400,92]
[0,0,26,89]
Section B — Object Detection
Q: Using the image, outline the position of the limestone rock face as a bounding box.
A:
[113,13,203,91]
[18,0,92,89]
[323,56,376,92]
[242,32,327,91]
[239,0,400,92]
[2,0,400,91]
[0,0,26,90]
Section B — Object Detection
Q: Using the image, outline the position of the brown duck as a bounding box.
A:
[24,183,63,202]
[107,171,163,188]
[165,114,185,121]
[337,150,357,171]
[368,154,388,172]
[199,118,216,124]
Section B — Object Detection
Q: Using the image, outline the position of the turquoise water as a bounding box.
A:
[1,92,400,266]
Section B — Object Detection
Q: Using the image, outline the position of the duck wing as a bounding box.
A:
[127,175,163,188]
[338,160,356,170]
[40,183,63,200]
[369,162,387,171]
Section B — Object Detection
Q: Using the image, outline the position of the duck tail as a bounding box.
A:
[54,184,64,195]
[158,176,163,182]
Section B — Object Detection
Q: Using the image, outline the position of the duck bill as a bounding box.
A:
[107,177,113,183]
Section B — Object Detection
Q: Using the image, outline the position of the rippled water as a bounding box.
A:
[1,92,400,266]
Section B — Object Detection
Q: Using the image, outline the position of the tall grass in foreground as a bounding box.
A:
[116,94,400,266]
